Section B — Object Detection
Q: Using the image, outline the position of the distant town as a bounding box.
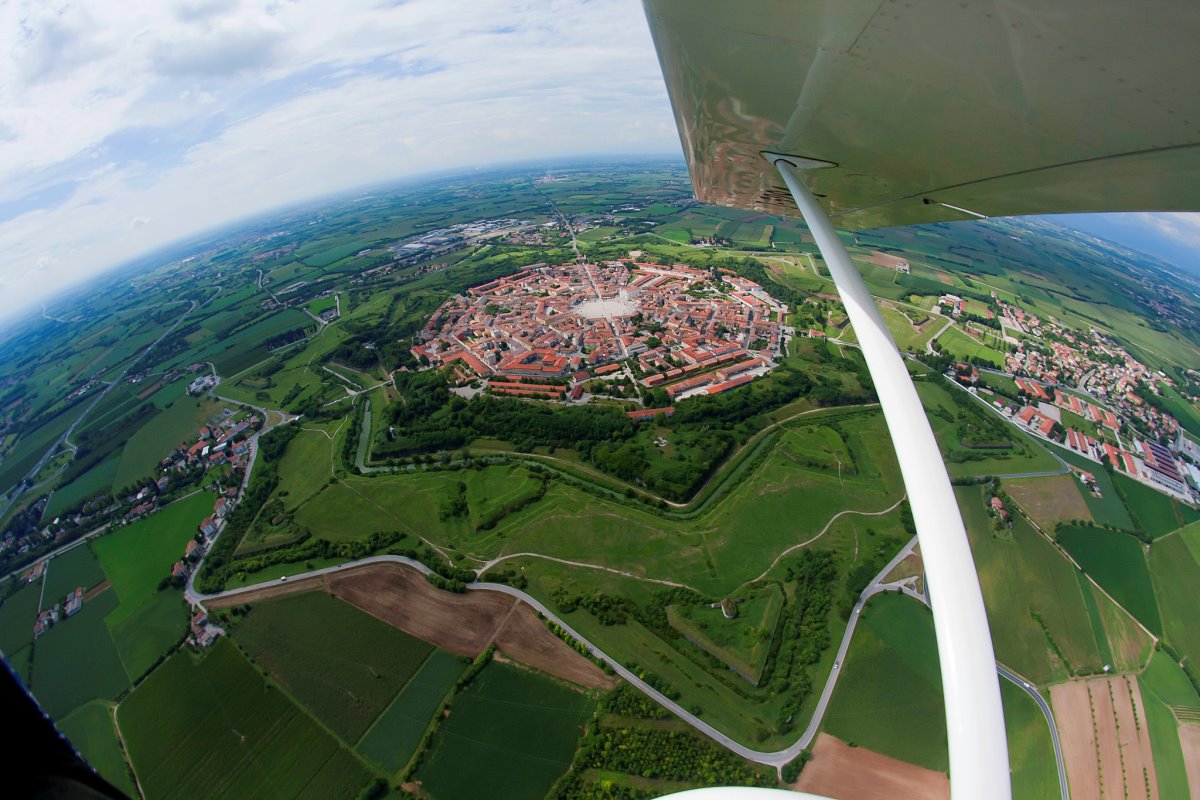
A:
[414,257,788,405]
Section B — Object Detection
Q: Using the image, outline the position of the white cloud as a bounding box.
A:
[1142,212,1200,248]
[0,0,679,319]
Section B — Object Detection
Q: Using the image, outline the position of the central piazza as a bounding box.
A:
[413,259,789,403]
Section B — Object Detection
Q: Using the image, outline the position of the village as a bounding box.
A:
[413,258,788,405]
[952,361,1197,505]
[17,406,259,646]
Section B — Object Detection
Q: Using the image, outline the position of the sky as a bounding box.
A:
[2,1,1198,323]
[0,0,679,318]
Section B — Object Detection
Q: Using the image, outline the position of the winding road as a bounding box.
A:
[185,526,1067,798]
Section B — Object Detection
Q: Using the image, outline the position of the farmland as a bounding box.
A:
[2,161,1198,798]
[94,491,217,628]
[357,650,466,774]
[42,543,106,602]
[58,701,137,797]
[232,590,434,742]
[1148,534,1200,673]
[29,589,128,718]
[414,662,594,800]
[1114,472,1200,538]
[0,580,43,655]
[1003,475,1092,529]
[959,486,1103,684]
[113,396,225,490]
[117,639,372,800]
[822,593,948,773]
[1055,525,1161,636]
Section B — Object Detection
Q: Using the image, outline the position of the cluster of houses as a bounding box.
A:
[955,361,1197,503]
[988,495,1009,525]
[161,409,258,477]
[414,259,786,403]
[998,300,1182,441]
[937,293,993,320]
[33,586,84,639]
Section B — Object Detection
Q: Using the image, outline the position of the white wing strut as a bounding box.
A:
[770,154,1011,800]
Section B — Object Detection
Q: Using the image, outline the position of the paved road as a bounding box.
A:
[187,535,921,768]
[996,663,1070,800]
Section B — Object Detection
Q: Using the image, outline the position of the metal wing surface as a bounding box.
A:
[642,0,1200,228]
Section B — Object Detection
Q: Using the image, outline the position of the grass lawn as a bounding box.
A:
[959,487,1101,684]
[275,425,338,510]
[357,650,467,774]
[113,397,226,490]
[30,589,129,718]
[667,585,783,685]
[1000,679,1059,800]
[1056,525,1161,636]
[1114,473,1200,539]
[93,491,217,629]
[1148,534,1200,672]
[937,325,1006,368]
[43,544,106,605]
[0,580,43,655]
[823,593,948,773]
[58,701,137,797]
[415,662,594,800]
[232,591,434,742]
[117,639,371,800]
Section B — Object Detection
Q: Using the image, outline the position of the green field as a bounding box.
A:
[1149,534,1200,672]
[44,456,120,519]
[1139,677,1192,800]
[959,487,1103,684]
[117,639,371,800]
[1140,649,1200,711]
[415,662,594,800]
[43,544,106,604]
[109,588,188,681]
[113,397,226,490]
[823,593,948,772]
[0,580,43,655]
[357,650,466,774]
[233,591,434,742]
[936,325,1006,367]
[667,585,783,685]
[58,700,137,797]
[1055,525,1161,636]
[94,491,217,628]
[1114,473,1199,538]
[30,589,129,718]
[1000,680,1059,800]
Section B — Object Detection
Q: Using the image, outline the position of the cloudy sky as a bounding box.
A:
[2,1,1198,323]
[0,0,678,318]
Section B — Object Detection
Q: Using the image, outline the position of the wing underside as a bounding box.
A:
[643,0,1200,228]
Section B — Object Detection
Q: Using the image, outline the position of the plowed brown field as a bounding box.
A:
[210,561,612,689]
[793,734,948,799]
[1051,675,1158,799]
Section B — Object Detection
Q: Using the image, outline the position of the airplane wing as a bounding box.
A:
[642,0,1200,228]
